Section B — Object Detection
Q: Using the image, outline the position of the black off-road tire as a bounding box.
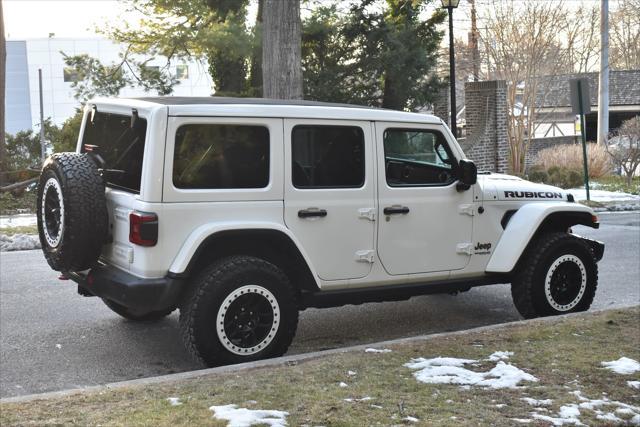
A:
[179,256,299,367]
[37,153,108,272]
[102,299,175,322]
[511,232,598,319]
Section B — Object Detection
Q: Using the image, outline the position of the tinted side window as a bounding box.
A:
[173,124,269,189]
[383,129,455,187]
[81,112,147,193]
[292,126,365,188]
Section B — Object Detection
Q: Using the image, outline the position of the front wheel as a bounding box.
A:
[179,256,299,367]
[511,232,598,319]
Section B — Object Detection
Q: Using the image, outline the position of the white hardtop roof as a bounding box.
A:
[90,96,443,124]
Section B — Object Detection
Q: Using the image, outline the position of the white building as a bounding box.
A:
[5,37,214,135]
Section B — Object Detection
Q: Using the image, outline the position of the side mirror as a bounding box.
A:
[456,159,477,191]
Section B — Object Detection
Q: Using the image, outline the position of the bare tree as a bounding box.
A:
[607,116,640,185]
[0,1,6,187]
[563,4,600,73]
[481,1,569,175]
[610,0,640,70]
[262,0,303,99]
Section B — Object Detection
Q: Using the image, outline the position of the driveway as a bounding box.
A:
[1,212,638,398]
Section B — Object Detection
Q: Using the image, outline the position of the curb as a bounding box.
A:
[2,305,637,405]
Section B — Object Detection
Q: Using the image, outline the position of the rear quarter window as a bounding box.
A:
[81,112,147,193]
[173,124,270,189]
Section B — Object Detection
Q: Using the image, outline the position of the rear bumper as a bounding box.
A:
[66,263,184,312]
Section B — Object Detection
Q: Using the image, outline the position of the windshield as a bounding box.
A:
[81,111,147,193]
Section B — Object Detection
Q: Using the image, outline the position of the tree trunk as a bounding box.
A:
[262,0,302,99]
[0,1,7,186]
[248,0,264,97]
[382,74,405,110]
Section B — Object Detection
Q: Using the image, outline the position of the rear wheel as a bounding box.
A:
[179,256,298,367]
[37,153,108,272]
[511,232,598,319]
[102,299,175,322]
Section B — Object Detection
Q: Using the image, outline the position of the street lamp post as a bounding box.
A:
[441,0,460,138]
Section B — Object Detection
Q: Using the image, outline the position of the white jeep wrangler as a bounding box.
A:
[37,97,604,367]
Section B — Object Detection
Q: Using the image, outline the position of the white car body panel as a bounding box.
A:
[84,97,597,292]
[283,118,376,281]
[374,121,473,275]
[485,202,594,273]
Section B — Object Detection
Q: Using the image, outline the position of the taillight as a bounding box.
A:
[129,211,158,247]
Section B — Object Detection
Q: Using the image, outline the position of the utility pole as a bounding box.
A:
[597,0,609,145]
[38,69,46,163]
[469,0,480,82]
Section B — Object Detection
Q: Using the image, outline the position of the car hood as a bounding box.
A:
[476,173,571,202]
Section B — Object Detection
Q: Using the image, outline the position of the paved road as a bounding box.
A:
[1,212,639,398]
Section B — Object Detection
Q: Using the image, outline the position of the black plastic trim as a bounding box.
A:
[578,236,605,262]
[298,209,328,218]
[501,209,518,229]
[299,275,508,309]
[67,264,184,311]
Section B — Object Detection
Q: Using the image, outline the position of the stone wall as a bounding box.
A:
[462,80,509,173]
[526,135,577,169]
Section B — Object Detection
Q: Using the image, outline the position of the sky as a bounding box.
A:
[4,0,608,41]
[3,0,135,39]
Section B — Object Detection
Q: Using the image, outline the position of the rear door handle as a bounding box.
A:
[383,205,410,215]
[298,208,328,218]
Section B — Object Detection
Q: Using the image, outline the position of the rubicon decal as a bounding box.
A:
[504,191,563,199]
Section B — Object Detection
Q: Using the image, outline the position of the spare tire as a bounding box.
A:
[37,153,108,272]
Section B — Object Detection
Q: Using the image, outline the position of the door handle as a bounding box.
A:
[383,205,410,215]
[298,208,328,218]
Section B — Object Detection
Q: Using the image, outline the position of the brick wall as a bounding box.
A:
[462,80,509,173]
[433,87,450,125]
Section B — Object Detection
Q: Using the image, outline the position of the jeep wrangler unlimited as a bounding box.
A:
[37,97,604,367]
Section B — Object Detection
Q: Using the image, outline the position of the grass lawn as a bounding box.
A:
[1,307,639,426]
[593,175,640,195]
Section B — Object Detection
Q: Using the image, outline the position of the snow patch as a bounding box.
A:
[344,396,372,403]
[596,412,624,423]
[521,397,553,406]
[0,214,37,228]
[531,413,583,426]
[628,381,640,389]
[209,405,288,427]
[568,188,640,203]
[405,357,538,389]
[166,397,182,406]
[487,351,513,361]
[365,348,392,353]
[403,416,419,423]
[601,357,640,374]
[558,405,580,419]
[0,234,41,251]
[347,370,357,376]
[338,382,348,388]
[534,391,640,426]
[511,419,532,424]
